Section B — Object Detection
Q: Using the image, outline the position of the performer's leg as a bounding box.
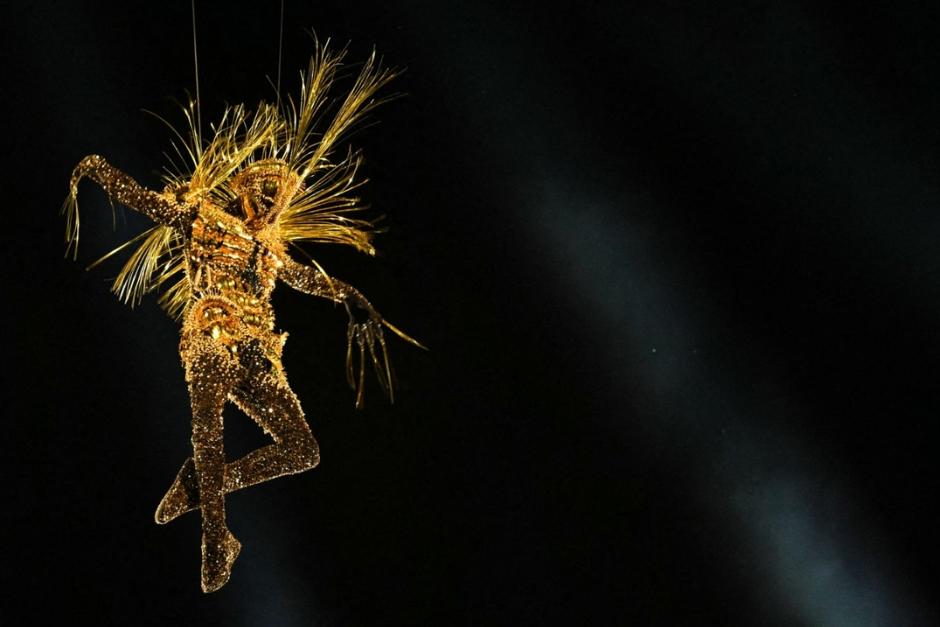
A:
[225,371,320,491]
[155,457,198,524]
[156,371,318,523]
[185,343,241,593]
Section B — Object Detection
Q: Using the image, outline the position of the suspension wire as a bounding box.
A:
[276,0,285,108]
[191,0,203,145]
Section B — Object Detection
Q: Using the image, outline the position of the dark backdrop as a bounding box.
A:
[3,1,939,625]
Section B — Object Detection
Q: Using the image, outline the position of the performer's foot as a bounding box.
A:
[155,457,199,524]
[201,529,241,593]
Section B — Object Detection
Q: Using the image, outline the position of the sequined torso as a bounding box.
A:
[182,203,284,352]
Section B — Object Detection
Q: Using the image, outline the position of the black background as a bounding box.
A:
[4,1,940,625]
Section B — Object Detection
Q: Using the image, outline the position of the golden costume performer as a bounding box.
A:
[63,44,421,592]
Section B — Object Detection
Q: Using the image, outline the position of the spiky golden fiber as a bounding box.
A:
[66,41,397,318]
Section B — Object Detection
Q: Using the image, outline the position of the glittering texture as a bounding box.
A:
[68,155,195,236]
[63,42,424,593]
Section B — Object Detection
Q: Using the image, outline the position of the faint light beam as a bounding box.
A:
[530,179,931,626]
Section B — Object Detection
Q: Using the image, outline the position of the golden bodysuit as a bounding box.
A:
[64,47,419,593]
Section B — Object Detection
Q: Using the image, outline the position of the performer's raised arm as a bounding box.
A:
[65,155,195,252]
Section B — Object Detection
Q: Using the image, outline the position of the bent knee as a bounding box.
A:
[289,432,320,470]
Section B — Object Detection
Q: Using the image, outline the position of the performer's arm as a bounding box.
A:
[278,255,376,313]
[69,154,194,228]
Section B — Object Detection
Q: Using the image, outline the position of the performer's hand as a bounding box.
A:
[344,299,393,408]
